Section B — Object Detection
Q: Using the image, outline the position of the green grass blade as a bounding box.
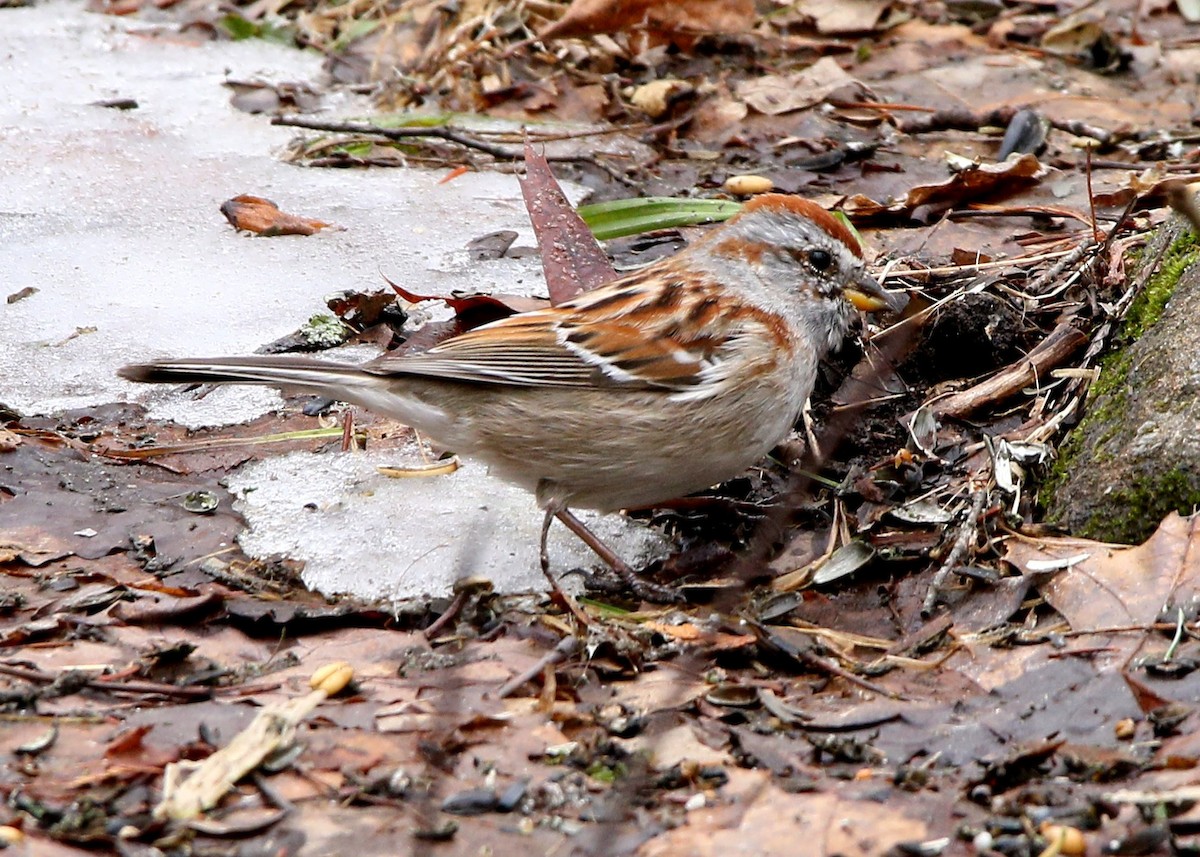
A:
[577,197,743,240]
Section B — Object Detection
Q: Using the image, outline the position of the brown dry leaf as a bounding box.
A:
[0,527,75,566]
[519,138,617,303]
[645,621,705,641]
[794,0,897,34]
[618,718,733,770]
[1040,10,1109,58]
[843,153,1049,218]
[385,274,546,322]
[644,622,755,651]
[1006,513,1200,633]
[736,57,866,116]
[539,0,755,50]
[0,427,22,451]
[104,724,154,756]
[601,664,707,712]
[687,86,749,145]
[639,770,929,856]
[219,194,331,236]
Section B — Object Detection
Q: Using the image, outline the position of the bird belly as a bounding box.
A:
[427,379,807,512]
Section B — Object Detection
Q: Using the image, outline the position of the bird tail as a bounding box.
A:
[120,356,457,439]
[118,356,381,396]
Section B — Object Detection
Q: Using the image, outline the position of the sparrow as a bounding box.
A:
[120,194,904,599]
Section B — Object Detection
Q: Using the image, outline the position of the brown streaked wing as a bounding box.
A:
[362,309,606,388]
[361,273,782,392]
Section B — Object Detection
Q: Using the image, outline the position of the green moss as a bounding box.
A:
[1038,227,1196,520]
[1076,467,1200,544]
[300,313,349,348]
[1123,231,1198,340]
[1038,348,1131,510]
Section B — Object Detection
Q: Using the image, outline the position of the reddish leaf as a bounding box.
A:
[219,194,331,236]
[383,273,546,324]
[518,138,616,304]
[105,724,153,756]
[539,0,755,51]
[382,273,549,353]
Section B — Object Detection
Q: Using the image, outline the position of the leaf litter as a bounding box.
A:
[5,0,1200,854]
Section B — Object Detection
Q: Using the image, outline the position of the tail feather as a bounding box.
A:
[120,355,456,439]
[118,356,374,393]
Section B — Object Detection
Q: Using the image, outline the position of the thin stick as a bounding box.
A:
[272,115,640,186]
[1086,146,1101,242]
[922,489,989,615]
[930,321,1089,419]
[497,634,580,699]
[879,248,1074,281]
[274,115,520,159]
[0,662,212,700]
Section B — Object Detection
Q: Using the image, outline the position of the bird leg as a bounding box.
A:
[539,505,559,584]
[550,506,682,604]
[540,506,591,627]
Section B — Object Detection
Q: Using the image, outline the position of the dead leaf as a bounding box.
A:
[639,770,929,857]
[0,528,75,566]
[518,138,617,303]
[219,194,332,236]
[618,720,732,770]
[843,153,1049,219]
[105,724,154,756]
[737,57,867,116]
[385,274,547,322]
[0,428,24,452]
[795,0,897,34]
[1006,513,1200,634]
[539,0,755,51]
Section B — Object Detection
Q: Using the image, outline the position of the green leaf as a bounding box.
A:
[335,141,375,157]
[369,112,467,128]
[218,13,295,44]
[576,197,743,241]
[219,13,258,40]
[330,19,380,52]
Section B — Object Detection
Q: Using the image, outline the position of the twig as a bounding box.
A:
[879,247,1074,282]
[497,634,580,698]
[897,106,1016,135]
[422,589,469,640]
[1085,146,1101,242]
[272,115,522,159]
[0,662,212,700]
[1052,117,1117,148]
[929,321,1089,419]
[751,622,904,699]
[272,115,642,187]
[1025,237,1098,295]
[923,490,989,615]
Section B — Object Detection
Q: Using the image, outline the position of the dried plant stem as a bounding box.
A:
[497,634,579,698]
[923,489,989,616]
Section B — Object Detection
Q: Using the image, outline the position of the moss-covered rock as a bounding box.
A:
[1045,222,1200,544]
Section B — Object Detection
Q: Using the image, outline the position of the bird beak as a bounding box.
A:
[844,271,907,315]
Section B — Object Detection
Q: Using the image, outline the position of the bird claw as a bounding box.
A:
[574,568,684,604]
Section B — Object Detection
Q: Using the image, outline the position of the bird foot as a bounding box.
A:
[573,567,684,604]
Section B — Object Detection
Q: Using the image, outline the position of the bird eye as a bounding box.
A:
[808,249,833,271]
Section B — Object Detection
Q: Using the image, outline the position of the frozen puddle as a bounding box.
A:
[0,0,667,599]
